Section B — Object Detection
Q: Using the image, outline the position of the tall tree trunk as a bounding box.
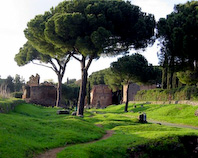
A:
[168,56,174,89]
[125,83,130,112]
[162,67,167,89]
[77,59,87,116]
[56,75,63,107]
[87,81,91,105]
[76,56,93,116]
[168,70,174,89]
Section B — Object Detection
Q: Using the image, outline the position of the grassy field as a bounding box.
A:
[92,103,198,126]
[57,103,198,157]
[1,102,198,157]
[0,103,104,158]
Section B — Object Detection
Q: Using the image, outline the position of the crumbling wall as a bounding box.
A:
[22,74,56,107]
[28,85,56,106]
[123,83,156,102]
[90,85,112,108]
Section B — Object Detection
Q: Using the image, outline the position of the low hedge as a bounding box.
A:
[135,86,198,101]
[0,98,25,113]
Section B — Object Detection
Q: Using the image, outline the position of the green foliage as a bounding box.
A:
[21,0,155,60]
[89,69,107,88]
[157,1,198,86]
[104,68,123,92]
[22,0,155,114]
[0,98,25,113]
[111,53,148,84]
[88,68,123,92]
[111,54,161,85]
[62,82,80,107]
[15,42,51,66]
[135,86,198,101]
[177,70,198,85]
[0,75,25,98]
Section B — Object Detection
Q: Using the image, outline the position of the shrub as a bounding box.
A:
[135,86,198,101]
[0,98,25,113]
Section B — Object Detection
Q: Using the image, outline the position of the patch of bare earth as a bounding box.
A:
[34,129,114,158]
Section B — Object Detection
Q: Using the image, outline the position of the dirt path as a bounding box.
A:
[121,114,198,130]
[34,130,114,158]
[148,119,198,130]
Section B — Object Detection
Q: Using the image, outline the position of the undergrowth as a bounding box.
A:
[135,86,198,101]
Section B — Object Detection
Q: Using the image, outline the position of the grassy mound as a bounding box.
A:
[0,104,104,158]
[0,98,25,113]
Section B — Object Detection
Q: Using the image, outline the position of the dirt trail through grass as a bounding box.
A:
[34,130,114,158]
[121,114,198,130]
[148,120,198,130]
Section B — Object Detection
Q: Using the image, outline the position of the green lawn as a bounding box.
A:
[58,112,198,158]
[0,104,104,158]
[91,103,198,126]
[1,102,198,158]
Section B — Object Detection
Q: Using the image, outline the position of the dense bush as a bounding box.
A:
[135,86,198,101]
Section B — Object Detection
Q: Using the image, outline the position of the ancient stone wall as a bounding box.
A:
[90,85,112,108]
[22,74,57,107]
[29,85,56,106]
[123,83,156,102]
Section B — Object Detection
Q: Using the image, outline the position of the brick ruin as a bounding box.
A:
[90,83,155,108]
[22,74,56,107]
[90,85,112,108]
[123,83,156,102]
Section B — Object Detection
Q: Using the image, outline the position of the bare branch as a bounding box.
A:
[48,59,59,73]
[61,54,72,77]
[32,61,55,72]
[85,56,93,70]
[71,54,81,62]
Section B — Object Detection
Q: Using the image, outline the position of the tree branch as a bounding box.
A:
[85,56,93,70]
[48,59,59,74]
[32,61,55,72]
[71,54,81,62]
[61,54,72,77]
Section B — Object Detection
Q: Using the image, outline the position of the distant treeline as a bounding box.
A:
[0,75,25,98]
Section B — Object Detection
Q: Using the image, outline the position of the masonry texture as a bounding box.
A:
[90,85,112,108]
[123,83,156,102]
[22,74,56,107]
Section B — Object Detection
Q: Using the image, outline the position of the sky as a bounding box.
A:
[0,0,188,83]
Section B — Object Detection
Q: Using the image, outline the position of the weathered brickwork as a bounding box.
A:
[123,83,156,102]
[90,85,112,108]
[22,74,56,107]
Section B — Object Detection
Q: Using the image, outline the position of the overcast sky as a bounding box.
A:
[0,0,188,82]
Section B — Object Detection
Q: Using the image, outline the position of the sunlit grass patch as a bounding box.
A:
[0,104,104,158]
